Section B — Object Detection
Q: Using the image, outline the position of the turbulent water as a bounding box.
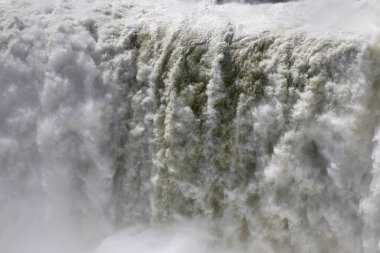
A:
[1,0,380,252]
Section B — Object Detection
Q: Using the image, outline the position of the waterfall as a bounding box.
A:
[1,0,380,252]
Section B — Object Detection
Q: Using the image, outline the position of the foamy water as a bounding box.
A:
[1,0,380,252]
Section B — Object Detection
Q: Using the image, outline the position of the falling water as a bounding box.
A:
[1,0,380,252]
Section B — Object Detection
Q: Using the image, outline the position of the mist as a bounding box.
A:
[1,0,380,253]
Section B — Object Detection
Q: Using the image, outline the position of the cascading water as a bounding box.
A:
[1,0,380,252]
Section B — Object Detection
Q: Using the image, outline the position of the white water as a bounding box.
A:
[1,0,380,252]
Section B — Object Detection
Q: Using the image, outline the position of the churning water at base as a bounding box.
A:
[95,222,247,253]
[1,0,380,252]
